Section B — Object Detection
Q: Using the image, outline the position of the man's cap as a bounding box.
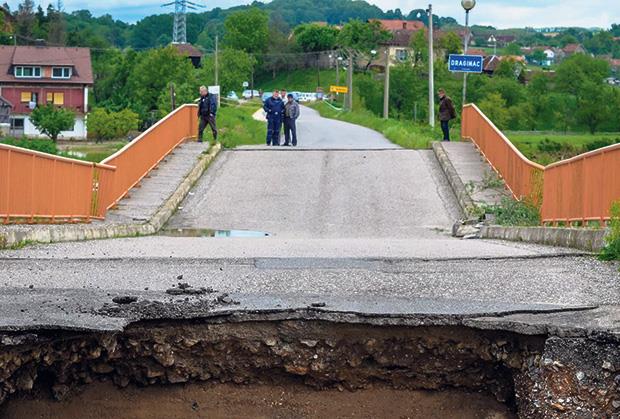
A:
[287,94,293,98]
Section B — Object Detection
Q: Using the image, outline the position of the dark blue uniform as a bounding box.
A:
[263,96,285,146]
[198,93,218,143]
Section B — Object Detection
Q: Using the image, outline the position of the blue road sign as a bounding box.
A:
[448,54,484,73]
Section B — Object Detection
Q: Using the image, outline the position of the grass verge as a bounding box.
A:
[506,131,620,165]
[310,101,440,149]
[600,201,620,261]
[216,102,264,148]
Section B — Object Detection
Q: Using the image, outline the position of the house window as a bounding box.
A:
[10,118,24,130]
[46,92,65,105]
[14,66,42,78]
[395,49,408,62]
[20,92,31,103]
[52,67,72,79]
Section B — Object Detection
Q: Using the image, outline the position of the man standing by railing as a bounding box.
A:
[438,88,457,142]
[197,85,218,145]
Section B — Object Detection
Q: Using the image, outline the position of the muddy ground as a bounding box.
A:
[0,381,516,419]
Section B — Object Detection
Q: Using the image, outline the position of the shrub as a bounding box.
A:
[1,137,57,154]
[88,108,140,142]
[30,105,75,142]
[600,200,620,261]
[485,197,541,226]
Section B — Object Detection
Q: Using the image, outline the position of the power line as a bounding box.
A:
[161,0,205,44]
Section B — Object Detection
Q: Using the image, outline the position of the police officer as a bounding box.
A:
[263,89,284,146]
[197,85,218,144]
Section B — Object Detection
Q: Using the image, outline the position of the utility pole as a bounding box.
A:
[383,50,390,119]
[461,0,476,107]
[170,82,176,111]
[346,53,353,110]
[427,4,435,127]
[336,55,340,85]
[214,35,219,86]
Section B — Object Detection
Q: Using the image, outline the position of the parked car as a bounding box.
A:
[297,92,317,102]
[242,90,260,99]
[261,92,272,102]
[226,91,239,101]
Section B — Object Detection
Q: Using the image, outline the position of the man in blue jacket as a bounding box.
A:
[263,90,284,146]
[197,85,218,144]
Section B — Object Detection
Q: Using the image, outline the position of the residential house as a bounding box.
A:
[172,43,203,68]
[495,35,516,46]
[0,45,93,139]
[370,19,426,68]
[562,43,585,56]
[483,55,526,76]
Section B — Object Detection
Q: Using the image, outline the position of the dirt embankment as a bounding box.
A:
[0,320,618,418]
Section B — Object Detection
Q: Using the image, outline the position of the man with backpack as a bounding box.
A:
[438,88,457,142]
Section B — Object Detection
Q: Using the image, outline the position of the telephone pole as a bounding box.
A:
[346,53,353,110]
[427,4,435,127]
[214,35,219,86]
[383,50,390,119]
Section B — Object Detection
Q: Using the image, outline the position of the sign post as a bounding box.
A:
[448,54,484,73]
[329,85,349,94]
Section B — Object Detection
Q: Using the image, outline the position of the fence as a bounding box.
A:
[462,103,620,223]
[461,104,545,205]
[1,104,198,224]
[542,145,620,223]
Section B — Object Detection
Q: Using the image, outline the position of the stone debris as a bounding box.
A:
[112,296,138,305]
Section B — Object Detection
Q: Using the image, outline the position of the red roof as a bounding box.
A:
[172,43,203,58]
[372,19,425,32]
[466,49,487,57]
[563,43,583,54]
[0,46,93,85]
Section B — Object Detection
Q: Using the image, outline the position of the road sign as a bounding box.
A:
[208,85,220,95]
[242,81,249,87]
[448,54,484,73]
[330,85,348,94]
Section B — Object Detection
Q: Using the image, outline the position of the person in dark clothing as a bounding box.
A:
[263,90,285,146]
[197,85,218,144]
[283,94,300,146]
[438,88,457,142]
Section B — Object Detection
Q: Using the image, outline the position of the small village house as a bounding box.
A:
[0,45,93,139]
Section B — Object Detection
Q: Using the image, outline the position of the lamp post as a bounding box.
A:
[427,4,435,127]
[488,35,497,56]
[461,0,476,107]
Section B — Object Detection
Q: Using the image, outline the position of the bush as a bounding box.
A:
[30,105,75,142]
[584,137,620,152]
[88,108,140,142]
[485,197,541,226]
[600,201,620,261]
[1,137,57,154]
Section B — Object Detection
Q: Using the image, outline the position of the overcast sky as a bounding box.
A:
[7,0,619,28]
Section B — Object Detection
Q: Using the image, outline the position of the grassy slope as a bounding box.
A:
[217,101,265,148]
[506,131,620,165]
[310,101,440,149]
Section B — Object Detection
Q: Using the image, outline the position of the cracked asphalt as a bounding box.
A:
[1,108,618,333]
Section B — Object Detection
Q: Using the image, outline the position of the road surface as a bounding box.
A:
[1,106,618,332]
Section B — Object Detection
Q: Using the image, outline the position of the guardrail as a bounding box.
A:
[463,104,620,223]
[461,104,545,205]
[98,104,197,212]
[1,104,198,223]
[542,144,620,223]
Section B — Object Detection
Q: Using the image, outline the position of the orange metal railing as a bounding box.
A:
[1,104,198,224]
[0,143,100,223]
[98,104,197,212]
[461,104,545,205]
[542,144,620,223]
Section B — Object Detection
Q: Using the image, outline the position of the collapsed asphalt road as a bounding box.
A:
[1,106,619,417]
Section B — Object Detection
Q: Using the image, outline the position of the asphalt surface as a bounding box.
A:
[1,106,618,334]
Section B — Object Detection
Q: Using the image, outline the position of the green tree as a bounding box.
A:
[478,93,509,129]
[16,0,37,39]
[294,24,339,52]
[503,43,522,56]
[576,81,612,134]
[410,30,428,65]
[198,48,256,100]
[224,8,269,54]
[30,105,75,142]
[125,46,196,120]
[87,108,139,142]
[438,31,462,58]
[338,19,391,56]
[555,54,610,95]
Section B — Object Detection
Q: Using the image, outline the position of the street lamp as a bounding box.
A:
[488,35,497,56]
[461,0,476,106]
